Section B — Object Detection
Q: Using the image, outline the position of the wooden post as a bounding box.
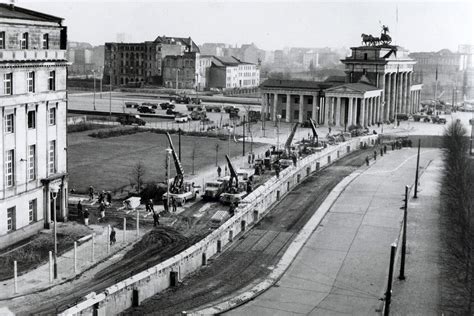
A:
[136,209,139,238]
[384,243,397,316]
[399,185,409,280]
[91,233,95,262]
[49,251,53,283]
[123,218,127,243]
[414,139,420,198]
[107,225,111,254]
[13,261,18,294]
[74,241,77,274]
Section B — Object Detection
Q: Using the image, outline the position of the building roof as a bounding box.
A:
[324,75,346,83]
[0,3,63,23]
[261,79,335,90]
[325,82,381,93]
[154,36,200,52]
[211,56,255,67]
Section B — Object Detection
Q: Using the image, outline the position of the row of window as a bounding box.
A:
[280,95,314,104]
[3,71,55,95]
[4,107,56,134]
[5,140,56,187]
[6,199,37,232]
[0,32,49,50]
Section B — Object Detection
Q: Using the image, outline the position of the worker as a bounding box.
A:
[110,227,116,245]
[217,165,222,177]
[84,209,90,226]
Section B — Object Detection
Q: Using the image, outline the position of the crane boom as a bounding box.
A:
[285,123,299,154]
[309,118,319,146]
[225,154,238,188]
[166,133,184,191]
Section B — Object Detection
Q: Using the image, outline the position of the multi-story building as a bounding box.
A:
[0,4,68,248]
[261,34,423,127]
[103,36,199,86]
[303,50,319,69]
[208,56,260,89]
[162,52,213,90]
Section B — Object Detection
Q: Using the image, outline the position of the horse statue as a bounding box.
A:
[361,33,380,46]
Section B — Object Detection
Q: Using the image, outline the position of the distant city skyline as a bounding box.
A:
[16,0,474,52]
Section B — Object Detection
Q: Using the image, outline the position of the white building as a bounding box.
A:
[303,50,319,69]
[0,4,68,248]
[208,56,260,90]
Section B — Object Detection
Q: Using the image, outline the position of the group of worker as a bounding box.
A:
[162,196,179,213]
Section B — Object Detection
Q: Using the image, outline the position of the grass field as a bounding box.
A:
[68,130,266,194]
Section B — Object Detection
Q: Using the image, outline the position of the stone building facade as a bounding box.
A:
[261,43,423,128]
[0,4,68,248]
[103,36,199,86]
[208,56,260,90]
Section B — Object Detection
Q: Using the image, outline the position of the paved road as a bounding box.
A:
[226,148,441,315]
[124,147,378,315]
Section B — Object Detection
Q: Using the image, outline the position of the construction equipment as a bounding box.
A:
[309,118,319,147]
[202,176,229,201]
[162,133,199,206]
[279,123,299,168]
[220,155,248,205]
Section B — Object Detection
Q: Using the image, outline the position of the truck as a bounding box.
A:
[161,133,200,206]
[219,155,250,205]
[431,115,447,124]
[116,114,146,126]
[202,177,228,201]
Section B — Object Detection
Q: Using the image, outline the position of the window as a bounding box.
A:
[0,31,5,49]
[21,32,28,49]
[49,107,56,125]
[28,110,36,129]
[28,145,35,181]
[294,96,300,103]
[5,113,14,133]
[6,149,14,187]
[281,109,286,119]
[282,95,287,103]
[29,199,37,223]
[7,207,16,231]
[4,73,12,95]
[48,140,56,174]
[48,71,55,91]
[307,97,313,105]
[27,71,35,93]
[42,34,49,49]
[364,53,368,60]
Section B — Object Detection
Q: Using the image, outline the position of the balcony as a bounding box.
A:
[0,49,67,62]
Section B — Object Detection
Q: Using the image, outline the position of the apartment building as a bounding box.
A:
[207,56,260,90]
[0,4,68,248]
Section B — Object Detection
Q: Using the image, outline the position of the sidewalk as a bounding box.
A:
[0,223,147,301]
[390,156,443,314]
[226,147,442,315]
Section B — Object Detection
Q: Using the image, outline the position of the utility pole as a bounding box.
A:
[414,139,421,198]
[109,70,112,121]
[178,129,182,161]
[93,70,96,111]
[399,185,409,280]
[242,115,246,157]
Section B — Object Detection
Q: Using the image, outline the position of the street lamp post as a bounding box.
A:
[381,101,385,134]
[92,70,96,111]
[50,184,60,279]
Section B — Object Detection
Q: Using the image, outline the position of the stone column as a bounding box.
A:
[312,94,319,123]
[389,72,396,120]
[374,96,379,123]
[327,97,333,125]
[368,97,373,125]
[406,72,412,114]
[261,93,267,121]
[347,97,353,126]
[323,97,329,126]
[360,98,366,127]
[353,98,358,125]
[272,93,278,122]
[299,94,304,123]
[335,97,341,127]
[385,73,391,122]
[285,93,291,122]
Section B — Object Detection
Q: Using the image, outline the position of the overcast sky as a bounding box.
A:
[13,0,474,52]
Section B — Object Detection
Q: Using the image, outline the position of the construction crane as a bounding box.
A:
[284,123,299,155]
[166,132,184,193]
[225,154,239,191]
[220,154,248,205]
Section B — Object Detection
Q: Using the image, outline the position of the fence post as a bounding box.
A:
[13,260,18,294]
[414,139,421,198]
[123,217,127,242]
[384,243,397,316]
[399,185,409,280]
[74,241,77,274]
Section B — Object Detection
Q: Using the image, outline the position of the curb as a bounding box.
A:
[190,166,367,315]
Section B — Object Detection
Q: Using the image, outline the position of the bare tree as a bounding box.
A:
[130,161,146,193]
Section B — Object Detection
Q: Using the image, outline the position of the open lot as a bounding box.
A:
[68,130,266,194]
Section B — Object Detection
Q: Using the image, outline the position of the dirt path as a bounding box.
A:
[123,148,375,315]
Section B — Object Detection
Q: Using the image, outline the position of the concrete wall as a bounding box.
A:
[60,135,378,316]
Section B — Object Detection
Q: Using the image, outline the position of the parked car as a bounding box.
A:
[142,102,158,109]
[160,102,175,110]
[166,108,179,115]
[175,113,190,123]
[186,104,203,111]
[396,113,409,121]
[117,114,146,126]
[125,101,140,108]
[137,105,156,114]
[190,110,206,121]
[224,105,237,113]
[431,116,447,124]
[191,97,201,104]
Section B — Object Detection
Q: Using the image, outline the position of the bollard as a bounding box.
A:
[123,218,127,242]
[74,241,77,274]
[14,260,18,294]
[136,209,139,238]
[414,139,421,198]
[49,251,53,283]
[384,243,397,316]
[91,233,95,262]
[107,225,110,254]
